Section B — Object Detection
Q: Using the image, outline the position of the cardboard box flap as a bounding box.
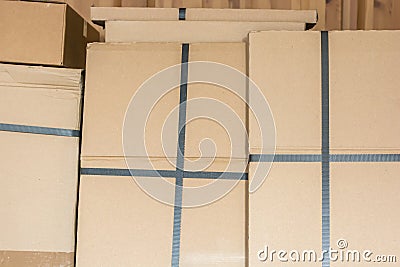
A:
[0,64,83,130]
[91,7,317,24]
[0,64,82,90]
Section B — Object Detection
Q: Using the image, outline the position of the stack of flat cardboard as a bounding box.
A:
[0,0,99,265]
[248,31,400,266]
[76,7,316,267]
[91,7,317,42]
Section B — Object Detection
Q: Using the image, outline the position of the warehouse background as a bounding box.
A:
[93,0,400,30]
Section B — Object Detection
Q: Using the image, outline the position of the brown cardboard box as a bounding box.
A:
[249,31,321,155]
[0,63,83,265]
[249,162,322,267]
[248,31,400,266]
[91,7,317,23]
[0,1,99,68]
[105,21,306,42]
[249,31,400,154]
[78,42,248,265]
[81,42,247,161]
[77,158,247,266]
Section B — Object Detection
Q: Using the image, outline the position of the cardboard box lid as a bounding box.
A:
[82,42,248,160]
[249,31,400,154]
[0,63,83,130]
[105,21,306,43]
[0,0,99,68]
[92,7,317,24]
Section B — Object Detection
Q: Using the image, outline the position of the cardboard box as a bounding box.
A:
[105,21,306,42]
[248,31,400,266]
[81,42,247,161]
[91,7,317,23]
[0,63,83,265]
[0,1,99,68]
[249,162,322,267]
[249,31,400,154]
[77,158,247,266]
[78,42,248,265]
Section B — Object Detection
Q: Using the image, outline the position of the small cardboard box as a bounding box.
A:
[0,63,83,265]
[0,0,99,68]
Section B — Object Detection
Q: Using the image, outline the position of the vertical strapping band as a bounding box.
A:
[171,43,189,267]
[321,31,330,267]
[179,8,186,20]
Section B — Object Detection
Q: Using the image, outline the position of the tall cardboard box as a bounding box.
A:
[0,63,83,265]
[77,42,248,266]
[248,31,400,266]
[0,1,99,68]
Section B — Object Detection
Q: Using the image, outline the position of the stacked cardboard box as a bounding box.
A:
[248,31,400,266]
[0,64,83,266]
[0,0,99,68]
[0,1,98,265]
[92,7,317,42]
[77,7,316,267]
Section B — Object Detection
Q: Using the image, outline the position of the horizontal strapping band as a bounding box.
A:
[250,154,321,162]
[0,123,79,137]
[80,168,247,180]
[330,154,400,162]
[81,168,176,177]
[250,154,400,162]
[184,171,248,180]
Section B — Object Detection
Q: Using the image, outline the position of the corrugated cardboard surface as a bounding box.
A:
[249,31,321,155]
[249,162,322,267]
[248,31,400,266]
[0,64,82,260]
[79,42,248,265]
[91,7,317,23]
[82,42,247,161]
[0,1,99,68]
[249,31,400,155]
[105,21,305,42]
[329,31,400,153]
[331,163,400,267]
[77,158,246,266]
